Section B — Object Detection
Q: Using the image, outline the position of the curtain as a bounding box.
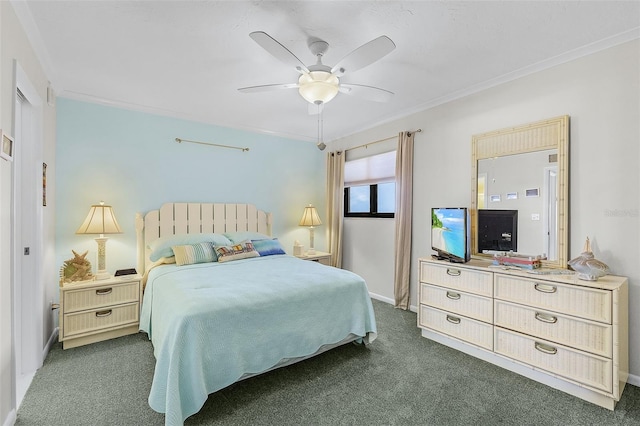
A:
[394,131,415,309]
[325,151,345,268]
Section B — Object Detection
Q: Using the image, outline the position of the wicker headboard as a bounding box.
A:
[135,202,272,273]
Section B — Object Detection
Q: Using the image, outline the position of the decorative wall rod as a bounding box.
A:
[175,138,249,152]
[346,128,422,152]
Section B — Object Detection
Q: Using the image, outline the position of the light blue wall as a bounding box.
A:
[55,98,325,275]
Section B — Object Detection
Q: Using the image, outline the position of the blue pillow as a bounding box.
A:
[148,233,231,261]
[252,238,286,256]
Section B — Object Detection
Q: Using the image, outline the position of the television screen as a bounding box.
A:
[431,207,470,263]
[477,209,518,252]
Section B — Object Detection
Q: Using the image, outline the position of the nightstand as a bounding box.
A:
[59,275,142,349]
[298,251,332,266]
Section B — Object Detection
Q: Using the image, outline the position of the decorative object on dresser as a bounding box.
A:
[568,237,610,281]
[76,201,123,280]
[299,204,322,255]
[59,250,94,283]
[418,257,628,410]
[59,274,142,349]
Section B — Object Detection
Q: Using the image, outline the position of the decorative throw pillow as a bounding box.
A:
[252,238,286,256]
[172,242,216,266]
[214,240,260,263]
[148,233,231,261]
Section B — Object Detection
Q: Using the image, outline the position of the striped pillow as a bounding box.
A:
[172,242,216,266]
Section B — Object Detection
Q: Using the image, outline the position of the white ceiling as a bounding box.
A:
[15,1,640,142]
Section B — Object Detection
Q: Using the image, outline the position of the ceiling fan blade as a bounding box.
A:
[249,31,309,74]
[238,83,299,93]
[339,83,394,103]
[331,36,395,77]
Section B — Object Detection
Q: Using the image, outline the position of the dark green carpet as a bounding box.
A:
[16,299,640,425]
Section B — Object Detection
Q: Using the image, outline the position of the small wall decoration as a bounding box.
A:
[0,131,14,162]
[490,194,501,202]
[42,162,47,206]
[506,192,518,200]
[525,188,539,197]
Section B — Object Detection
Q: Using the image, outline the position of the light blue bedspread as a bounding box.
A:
[139,255,377,425]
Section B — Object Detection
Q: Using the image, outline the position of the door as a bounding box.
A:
[13,63,44,408]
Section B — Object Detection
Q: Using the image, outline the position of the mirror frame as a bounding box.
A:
[470,115,569,268]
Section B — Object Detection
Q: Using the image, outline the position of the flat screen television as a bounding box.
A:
[477,209,518,253]
[431,207,470,263]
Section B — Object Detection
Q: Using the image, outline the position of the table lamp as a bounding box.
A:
[299,204,322,255]
[76,201,122,280]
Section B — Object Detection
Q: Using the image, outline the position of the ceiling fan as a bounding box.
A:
[238,31,396,107]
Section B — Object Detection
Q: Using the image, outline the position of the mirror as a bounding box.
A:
[470,116,569,268]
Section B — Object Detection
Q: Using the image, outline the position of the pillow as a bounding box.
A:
[223,231,271,244]
[252,238,286,256]
[214,240,260,263]
[149,233,231,261]
[172,242,217,266]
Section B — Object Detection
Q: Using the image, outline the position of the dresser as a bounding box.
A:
[418,257,628,410]
[59,275,142,349]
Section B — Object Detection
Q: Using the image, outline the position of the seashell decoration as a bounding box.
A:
[568,237,610,281]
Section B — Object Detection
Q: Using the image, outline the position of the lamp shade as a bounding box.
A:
[299,204,322,227]
[76,201,122,235]
[298,71,339,104]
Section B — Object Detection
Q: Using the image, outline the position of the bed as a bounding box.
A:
[135,203,377,425]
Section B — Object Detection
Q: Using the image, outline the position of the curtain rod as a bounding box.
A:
[345,129,422,152]
[175,138,249,152]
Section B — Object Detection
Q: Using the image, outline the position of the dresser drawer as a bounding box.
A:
[420,305,493,350]
[494,300,613,358]
[62,302,140,338]
[421,283,493,323]
[494,328,612,393]
[420,262,492,297]
[63,281,140,313]
[494,274,611,323]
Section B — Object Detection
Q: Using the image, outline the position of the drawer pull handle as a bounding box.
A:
[446,315,461,324]
[535,312,558,324]
[534,283,557,293]
[96,288,113,296]
[95,310,112,318]
[446,291,461,300]
[446,268,461,276]
[534,342,557,355]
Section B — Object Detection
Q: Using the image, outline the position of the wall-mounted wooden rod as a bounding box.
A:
[175,138,249,152]
[346,129,422,152]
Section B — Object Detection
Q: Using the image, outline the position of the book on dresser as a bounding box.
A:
[417,257,628,410]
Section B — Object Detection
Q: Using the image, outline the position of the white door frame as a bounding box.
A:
[12,61,44,409]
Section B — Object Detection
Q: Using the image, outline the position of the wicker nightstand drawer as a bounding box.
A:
[63,280,140,313]
[62,302,139,338]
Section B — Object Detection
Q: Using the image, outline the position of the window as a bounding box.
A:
[344,150,396,218]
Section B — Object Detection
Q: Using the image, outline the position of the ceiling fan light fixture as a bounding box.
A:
[298,71,339,104]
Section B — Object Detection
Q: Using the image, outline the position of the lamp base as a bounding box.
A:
[94,271,111,280]
[307,248,316,255]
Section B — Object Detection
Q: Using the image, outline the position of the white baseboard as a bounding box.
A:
[627,373,640,387]
[369,292,418,313]
[44,327,59,358]
[2,409,16,426]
